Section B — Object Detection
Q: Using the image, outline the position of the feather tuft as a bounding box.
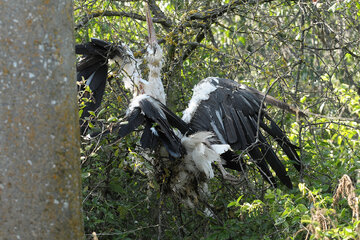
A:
[182,78,218,123]
[181,131,220,178]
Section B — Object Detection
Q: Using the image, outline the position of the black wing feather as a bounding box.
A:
[260,114,302,171]
[229,108,247,149]
[221,150,246,171]
[220,101,238,144]
[78,64,108,121]
[144,100,184,158]
[116,108,145,138]
[76,39,125,134]
[140,121,158,150]
[249,117,292,188]
[118,96,185,158]
[160,105,189,134]
[247,146,277,187]
[87,95,187,158]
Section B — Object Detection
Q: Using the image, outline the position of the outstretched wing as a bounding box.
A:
[76,38,113,91]
[185,77,301,188]
[76,38,124,133]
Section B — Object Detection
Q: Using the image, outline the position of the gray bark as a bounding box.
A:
[0,1,84,239]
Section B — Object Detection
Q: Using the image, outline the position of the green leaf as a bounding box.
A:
[107,116,118,122]
[97,108,106,117]
[239,36,246,46]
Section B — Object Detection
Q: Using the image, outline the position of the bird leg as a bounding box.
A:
[215,162,243,184]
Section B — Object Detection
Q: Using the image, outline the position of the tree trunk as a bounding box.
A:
[0,1,84,239]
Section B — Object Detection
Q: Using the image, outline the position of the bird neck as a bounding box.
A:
[144,44,166,104]
[121,44,166,104]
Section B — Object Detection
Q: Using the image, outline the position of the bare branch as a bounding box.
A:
[75,10,172,30]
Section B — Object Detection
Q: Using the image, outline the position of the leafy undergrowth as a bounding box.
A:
[225,175,360,240]
[81,132,360,239]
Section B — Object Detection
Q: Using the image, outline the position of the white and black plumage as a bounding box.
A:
[182,77,301,189]
[76,5,301,206]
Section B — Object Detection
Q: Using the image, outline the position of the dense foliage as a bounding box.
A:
[74,0,360,239]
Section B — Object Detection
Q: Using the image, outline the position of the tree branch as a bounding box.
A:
[75,10,172,30]
[148,0,173,32]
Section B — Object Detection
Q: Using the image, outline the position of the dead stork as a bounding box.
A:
[75,4,301,206]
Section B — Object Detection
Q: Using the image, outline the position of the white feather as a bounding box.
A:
[210,121,227,144]
[118,42,166,104]
[204,207,215,218]
[211,144,231,154]
[173,170,188,192]
[150,127,158,136]
[182,77,218,123]
[127,94,150,112]
[169,131,227,207]
[215,110,224,130]
[181,131,220,178]
[85,72,96,86]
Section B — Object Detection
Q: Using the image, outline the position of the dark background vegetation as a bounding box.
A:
[74,0,360,239]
